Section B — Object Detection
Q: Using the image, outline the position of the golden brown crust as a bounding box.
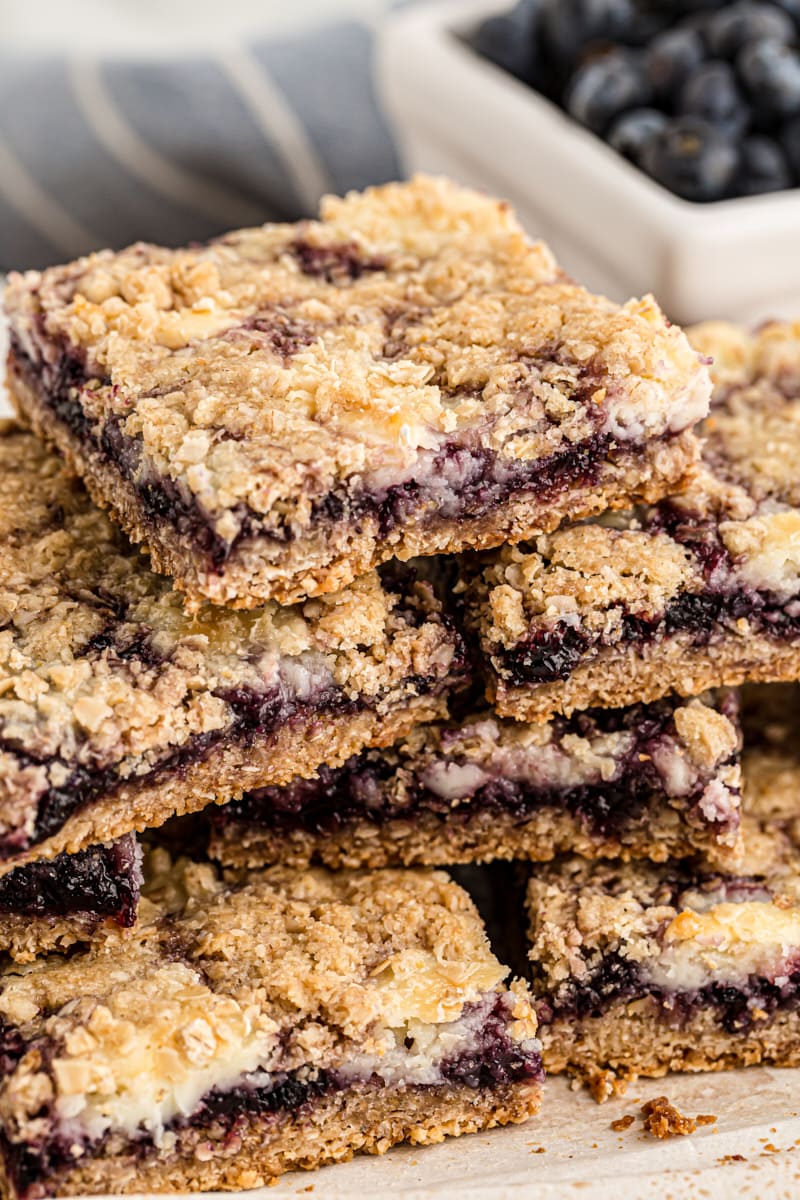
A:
[689,318,800,402]
[0,912,113,964]
[209,799,742,872]
[0,1078,542,1198]
[9,365,700,609]
[5,175,709,608]
[0,857,512,1062]
[526,815,800,999]
[540,1002,800,1102]
[491,635,800,721]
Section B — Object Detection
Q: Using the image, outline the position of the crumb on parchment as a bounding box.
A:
[641,1097,717,1138]
[609,1098,718,1138]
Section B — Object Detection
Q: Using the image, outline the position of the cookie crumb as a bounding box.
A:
[610,1115,635,1132]
[641,1096,698,1138]
[696,1114,717,1126]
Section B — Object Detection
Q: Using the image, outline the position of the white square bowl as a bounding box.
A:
[378,0,800,324]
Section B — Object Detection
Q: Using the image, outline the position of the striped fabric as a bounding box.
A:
[0,19,401,270]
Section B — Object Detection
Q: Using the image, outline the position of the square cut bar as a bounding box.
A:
[527,688,800,1100]
[4,176,708,608]
[0,423,465,877]
[208,692,742,871]
[527,825,800,1100]
[0,852,543,1198]
[465,319,800,721]
[0,836,141,963]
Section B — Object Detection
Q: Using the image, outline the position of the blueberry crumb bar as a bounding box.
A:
[0,837,141,963]
[4,176,707,608]
[0,424,465,877]
[208,693,742,870]
[465,319,800,721]
[0,852,542,1198]
[528,796,800,1099]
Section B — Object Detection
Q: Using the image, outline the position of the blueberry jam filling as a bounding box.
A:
[335,431,619,543]
[1,1004,541,1198]
[439,995,544,1089]
[1,645,455,862]
[495,499,800,686]
[11,332,668,569]
[229,311,318,361]
[184,1070,335,1131]
[289,238,387,283]
[538,951,800,1038]
[213,699,738,845]
[0,836,141,925]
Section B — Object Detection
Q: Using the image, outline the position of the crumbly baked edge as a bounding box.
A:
[539,1001,800,1103]
[0,1077,542,1199]
[0,912,118,964]
[209,800,742,872]
[490,633,800,722]
[0,695,446,879]
[8,364,700,608]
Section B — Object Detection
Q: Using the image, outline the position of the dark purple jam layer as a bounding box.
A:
[1,998,542,1200]
[0,835,141,924]
[213,698,738,845]
[10,334,661,569]
[535,951,800,1038]
[289,237,387,283]
[496,500,800,686]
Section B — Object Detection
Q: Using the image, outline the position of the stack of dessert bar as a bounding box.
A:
[0,176,798,1197]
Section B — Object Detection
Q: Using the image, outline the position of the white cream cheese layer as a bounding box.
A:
[646,899,800,992]
[0,934,514,1147]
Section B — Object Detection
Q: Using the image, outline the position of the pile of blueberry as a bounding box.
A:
[472,0,800,201]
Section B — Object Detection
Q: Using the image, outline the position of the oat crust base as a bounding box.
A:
[540,1002,800,1102]
[210,800,739,871]
[0,912,111,963]
[492,634,800,722]
[0,1079,542,1198]
[9,366,699,608]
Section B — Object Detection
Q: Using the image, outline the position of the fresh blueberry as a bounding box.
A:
[781,114,800,175]
[679,60,749,136]
[644,28,706,102]
[706,2,795,58]
[471,0,540,82]
[566,52,652,133]
[539,0,634,66]
[640,115,739,200]
[608,107,669,162]
[738,37,800,117]
[737,134,793,192]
